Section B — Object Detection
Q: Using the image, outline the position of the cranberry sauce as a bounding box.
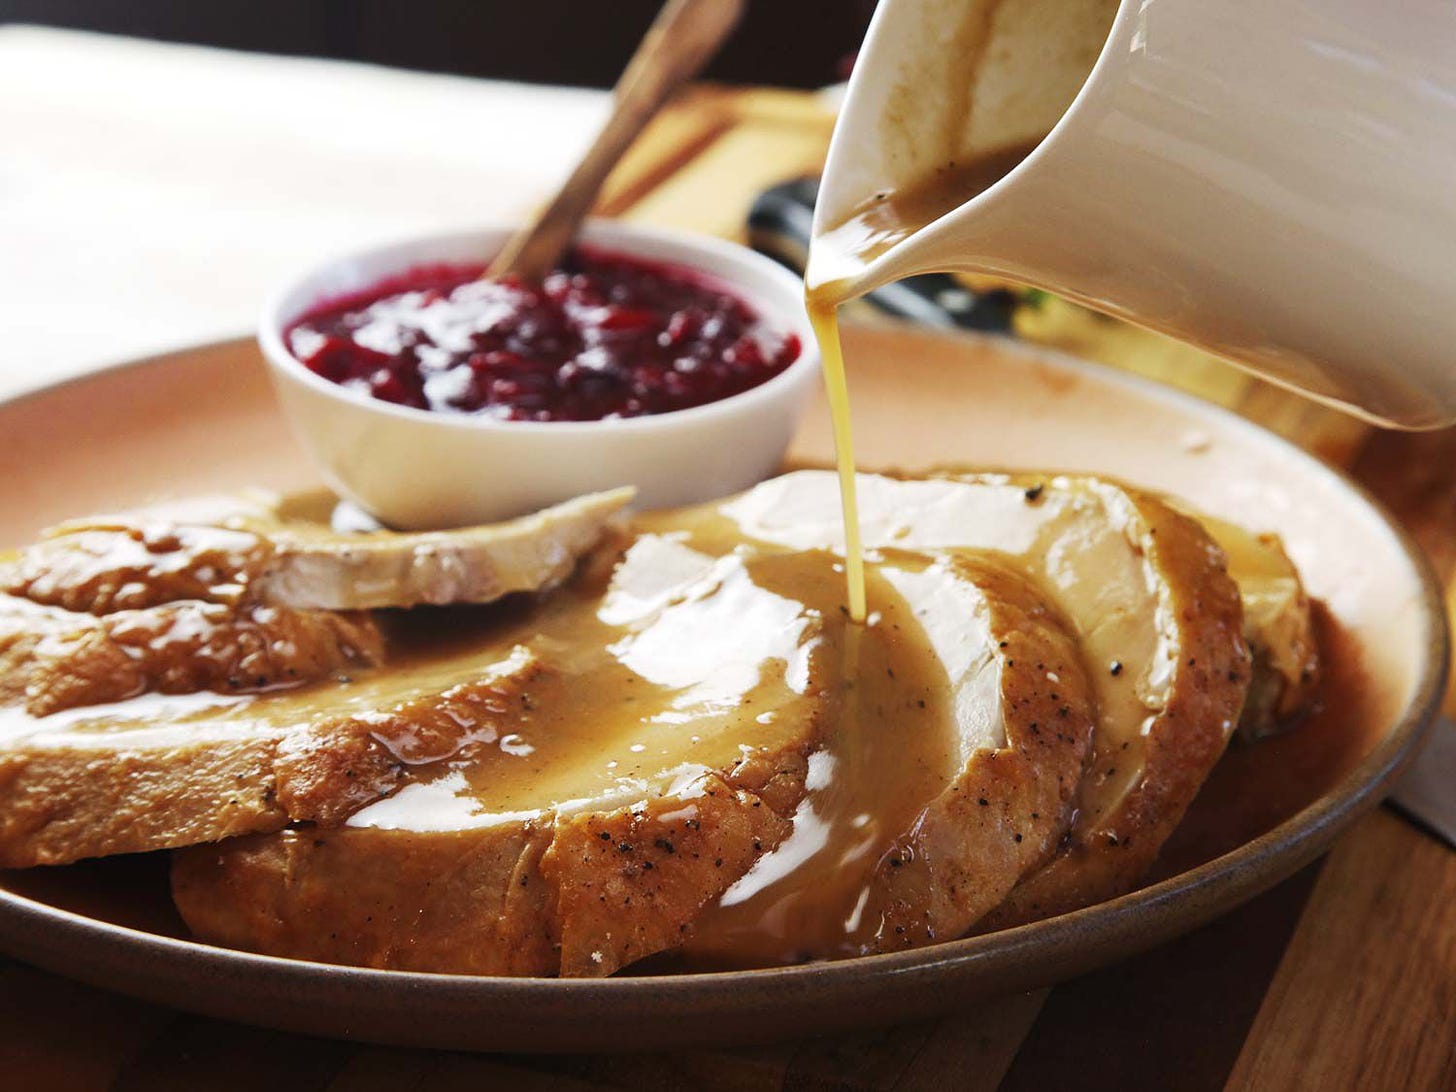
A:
[286,248,802,422]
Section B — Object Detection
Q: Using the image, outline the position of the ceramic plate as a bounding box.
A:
[0,325,1444,1052]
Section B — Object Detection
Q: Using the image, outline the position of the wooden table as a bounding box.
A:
[3,43,1455,1092]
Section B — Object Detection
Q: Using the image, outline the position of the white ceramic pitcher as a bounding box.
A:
[812,0,1456,427]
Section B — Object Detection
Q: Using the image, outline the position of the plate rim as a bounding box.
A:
[0,332,1447,1044]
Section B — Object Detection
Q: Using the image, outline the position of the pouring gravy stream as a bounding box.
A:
[805,144,1037,620]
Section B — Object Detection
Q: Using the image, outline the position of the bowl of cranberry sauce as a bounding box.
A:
[260,222,819,528]
[287,249,802,423]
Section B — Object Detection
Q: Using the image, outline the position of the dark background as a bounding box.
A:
[0,0,874,88]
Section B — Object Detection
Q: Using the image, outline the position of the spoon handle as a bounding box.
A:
[489,0,745,282]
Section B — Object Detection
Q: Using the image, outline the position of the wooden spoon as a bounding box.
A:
[488,0,745,282]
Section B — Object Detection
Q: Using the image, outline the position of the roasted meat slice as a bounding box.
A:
[173,540,1097,976]
[0,639,546,867]
[0,489,631,865]
[1200,517,1319,738]
[681,551,1097,966]
[715,469,1252,925]
[175,536,841,976]
[2,597,382,717]
[10,486,634,612]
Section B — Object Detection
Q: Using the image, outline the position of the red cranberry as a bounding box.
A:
[286,248,800,421]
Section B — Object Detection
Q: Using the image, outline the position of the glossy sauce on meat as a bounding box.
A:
[0,506,969,965]
[679,557,960,966]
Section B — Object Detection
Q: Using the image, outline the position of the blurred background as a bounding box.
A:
[0,2,875,390]
[0,0,871,88]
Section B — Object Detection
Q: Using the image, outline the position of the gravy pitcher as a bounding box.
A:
[811,0,1456,427]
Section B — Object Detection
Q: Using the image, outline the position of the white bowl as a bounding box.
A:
[258,222,819,528]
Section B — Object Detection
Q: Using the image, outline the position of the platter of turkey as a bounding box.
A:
[0,323,1442,1051]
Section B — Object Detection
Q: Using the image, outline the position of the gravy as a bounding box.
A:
[1,520,959,863]
[1,494,984,965]
[807,143,1039,297]
[805,142,1039,623]
[681,553,960,966]
[803,0,1121,619]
